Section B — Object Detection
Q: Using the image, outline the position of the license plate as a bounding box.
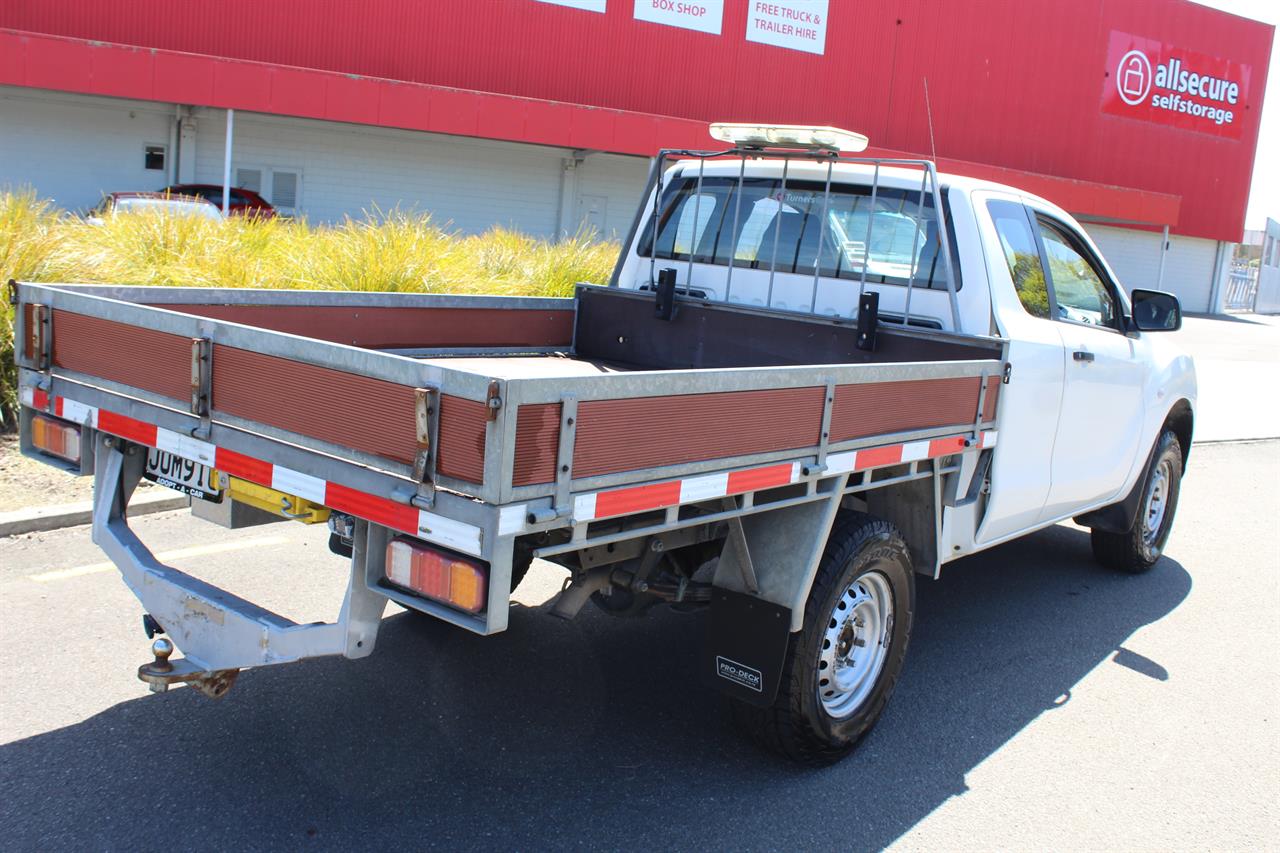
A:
[144,448,223,502]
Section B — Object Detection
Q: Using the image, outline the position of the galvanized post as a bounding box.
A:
[221,108,234,216]
[927,162,963,331]
[684,158,705,289]
[857,163,881,305]
[809,160,834,313]
[765,158,790,308]
[724,156,748,304]
[903,167,931,328]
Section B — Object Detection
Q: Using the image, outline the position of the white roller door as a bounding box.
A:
[1084,223,1218,312]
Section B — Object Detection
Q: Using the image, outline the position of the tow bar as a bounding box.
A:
[137,638,240,698]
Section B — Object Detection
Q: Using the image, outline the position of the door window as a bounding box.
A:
[987,200,1050,318]
[1036,221,1120,330]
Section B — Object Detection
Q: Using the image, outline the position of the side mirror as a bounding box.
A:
[1129,289,1182,332]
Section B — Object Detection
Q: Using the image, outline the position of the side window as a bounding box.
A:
[987,200,1050,318]
[1036,221,1120,330]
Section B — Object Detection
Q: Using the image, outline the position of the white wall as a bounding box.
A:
[0,86,650,239]
[1084,222,1220,313]
[574,152,651,239]
[0,86,176,212]
[190,109,647,238]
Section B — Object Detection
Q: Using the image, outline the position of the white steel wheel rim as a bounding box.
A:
[1142,458,1173,548]
[817,569,894,719]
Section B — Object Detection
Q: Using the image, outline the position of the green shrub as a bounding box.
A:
[0,192,618,430]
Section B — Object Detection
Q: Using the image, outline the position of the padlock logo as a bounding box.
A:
[1116,49,1152,105]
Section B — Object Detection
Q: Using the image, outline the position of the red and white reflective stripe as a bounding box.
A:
[571,431,996,523]
[23,389,482,557]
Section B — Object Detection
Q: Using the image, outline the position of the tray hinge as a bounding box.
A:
[412,387,440,507]
[486,379,502,422]
[189,337,213,439]
[29,302,51,374]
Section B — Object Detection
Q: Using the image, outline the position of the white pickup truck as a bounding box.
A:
[14,123,1194,765]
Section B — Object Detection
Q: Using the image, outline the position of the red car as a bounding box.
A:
[160,184,276,218]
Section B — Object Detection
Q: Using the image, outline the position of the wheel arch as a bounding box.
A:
[1076,403,1190,534]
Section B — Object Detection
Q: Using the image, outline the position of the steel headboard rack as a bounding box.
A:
[609,144,962,333]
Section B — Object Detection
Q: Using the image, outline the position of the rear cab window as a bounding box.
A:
[638,175,961,292]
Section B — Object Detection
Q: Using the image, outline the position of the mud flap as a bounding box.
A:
[700,587,791,706]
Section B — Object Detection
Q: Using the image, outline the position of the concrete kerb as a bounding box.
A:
[0,491,190,537]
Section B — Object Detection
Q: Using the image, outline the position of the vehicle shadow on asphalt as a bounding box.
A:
[0,524,1190,851]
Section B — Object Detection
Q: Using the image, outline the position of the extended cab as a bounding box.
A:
[13,124,1194,764]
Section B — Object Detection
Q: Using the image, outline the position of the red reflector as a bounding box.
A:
[30,414,82,464]
[385,536,488,614]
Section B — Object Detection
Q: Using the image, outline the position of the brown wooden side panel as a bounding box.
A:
[574,387,825,481]
[513,402,562,486]
[22,302,34,361]
[510,378,999,487]
[436,396,487,484]
[830,377,988,444]
[212,345,421,465]
[166,304,574,350]
[52,310,192,402]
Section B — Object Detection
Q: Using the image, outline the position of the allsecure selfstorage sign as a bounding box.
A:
[1101,30,1252,140]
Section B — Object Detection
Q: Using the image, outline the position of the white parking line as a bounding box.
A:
[28,535,291,583]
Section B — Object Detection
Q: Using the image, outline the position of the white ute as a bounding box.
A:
[15,124,1194,764]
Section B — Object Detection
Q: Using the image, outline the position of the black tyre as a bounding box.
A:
[1091,429,1183,574]
[731,511,915,765]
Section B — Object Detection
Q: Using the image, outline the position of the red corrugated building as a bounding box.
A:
[0,0,1272,310]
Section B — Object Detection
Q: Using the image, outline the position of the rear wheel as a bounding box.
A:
[1091,429,1183,573]
[730,511,914,765]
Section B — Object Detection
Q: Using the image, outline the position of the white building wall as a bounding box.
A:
[190,109,648,238]
[575,152,651,239]
[1084,222,1220,313]
[0,86,176,212]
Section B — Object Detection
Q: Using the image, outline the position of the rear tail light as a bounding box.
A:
[385,536,488,614]
[30,414,82,464]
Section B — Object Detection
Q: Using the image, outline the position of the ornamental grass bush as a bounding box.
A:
[0,188,618,430]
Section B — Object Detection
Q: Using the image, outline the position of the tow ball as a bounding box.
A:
[137,638,240,699]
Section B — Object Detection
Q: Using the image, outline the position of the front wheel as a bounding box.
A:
[1091,429,1184,573]
[730,511,915,765]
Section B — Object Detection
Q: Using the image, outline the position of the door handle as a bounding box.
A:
[1072,350,1095,363]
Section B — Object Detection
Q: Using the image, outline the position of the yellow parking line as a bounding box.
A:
[28,535,292,583]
